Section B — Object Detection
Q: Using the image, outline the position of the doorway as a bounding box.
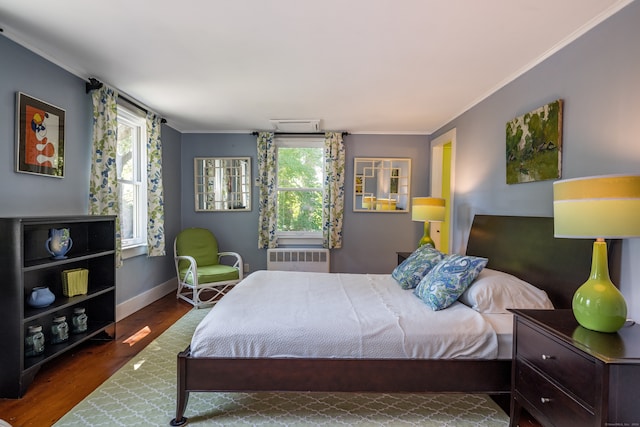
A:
[430,129,456,254]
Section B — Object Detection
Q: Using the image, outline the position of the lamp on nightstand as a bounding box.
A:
[553,174,640,333]
[412,197,445,248]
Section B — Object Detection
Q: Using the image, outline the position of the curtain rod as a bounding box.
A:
[85,78,167,124]
[251,131,349,137]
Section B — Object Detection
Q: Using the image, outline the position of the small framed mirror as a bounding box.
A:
[353,158,411,212]
[194,157,251,211]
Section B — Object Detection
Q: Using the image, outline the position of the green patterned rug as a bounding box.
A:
[54,307,509,427]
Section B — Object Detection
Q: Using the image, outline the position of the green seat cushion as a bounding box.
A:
[180,264,239,285]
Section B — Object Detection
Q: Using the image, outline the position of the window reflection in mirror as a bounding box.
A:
[353,158,411,212]
[194,157,251,211]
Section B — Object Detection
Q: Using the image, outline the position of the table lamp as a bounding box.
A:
[412,197,445,248]
[553,174,640,333]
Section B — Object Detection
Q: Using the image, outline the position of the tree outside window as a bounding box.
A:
[276,144,324,234]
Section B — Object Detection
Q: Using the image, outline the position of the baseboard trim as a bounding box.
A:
[116,278,177,321]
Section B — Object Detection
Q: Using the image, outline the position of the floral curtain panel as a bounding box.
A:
[323,132,345,249]
[256,132,277,248]
[88,85,122,267]
[146,113,166,257]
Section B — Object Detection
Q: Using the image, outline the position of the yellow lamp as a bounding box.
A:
[553,174,640,333]
[412,197,445,248]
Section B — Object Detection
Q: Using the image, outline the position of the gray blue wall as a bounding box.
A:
[0,35,181,307]
[431,1,640,319]
[3,0,640,319]
[179,133,429,274]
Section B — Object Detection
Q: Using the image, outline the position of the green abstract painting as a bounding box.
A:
[506,99,563,184]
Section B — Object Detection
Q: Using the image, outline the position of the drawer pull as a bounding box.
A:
[540,397,552,404]
[541,354,555,360]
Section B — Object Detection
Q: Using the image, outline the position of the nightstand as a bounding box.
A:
[509,309,640,427]
[396,251,412,265]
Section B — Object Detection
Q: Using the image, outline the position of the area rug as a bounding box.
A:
[54,308,509,427]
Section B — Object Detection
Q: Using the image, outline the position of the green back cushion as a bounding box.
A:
[176,228,220,268]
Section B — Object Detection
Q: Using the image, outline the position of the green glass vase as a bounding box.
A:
[572,241,627,333]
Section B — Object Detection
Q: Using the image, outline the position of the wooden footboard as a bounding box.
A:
[170,345,511,425]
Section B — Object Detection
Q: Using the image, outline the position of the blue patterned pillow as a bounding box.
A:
[391,245,445,289]
[414,254,488,310]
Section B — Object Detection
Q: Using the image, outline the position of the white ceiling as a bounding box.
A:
[0,0,632,134]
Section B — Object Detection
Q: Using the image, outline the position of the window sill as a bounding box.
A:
[277,235,323,247]
[122,244,148,260]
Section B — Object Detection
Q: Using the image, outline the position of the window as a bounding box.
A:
[275,137,324,243]
[116,105,147,255]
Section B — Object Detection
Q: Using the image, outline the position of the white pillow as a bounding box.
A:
[458,268,554,313]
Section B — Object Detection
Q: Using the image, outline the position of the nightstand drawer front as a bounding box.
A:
[516,360,594,427]
[517,322,595,407]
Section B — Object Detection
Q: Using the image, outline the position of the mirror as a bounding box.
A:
[353,158,411,212]
[194,157,251,211]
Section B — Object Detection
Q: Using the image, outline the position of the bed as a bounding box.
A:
[170,214,621,426]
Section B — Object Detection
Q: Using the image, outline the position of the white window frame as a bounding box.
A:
[117,105,148,258]
[275,137,324,246]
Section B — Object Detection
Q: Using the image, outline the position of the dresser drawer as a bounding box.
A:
[516,321,596,407]
[515,359,594,427]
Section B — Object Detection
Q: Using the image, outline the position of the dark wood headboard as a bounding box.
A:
[465,215,621,309]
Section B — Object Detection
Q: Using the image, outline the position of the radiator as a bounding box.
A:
[267,248,330,273]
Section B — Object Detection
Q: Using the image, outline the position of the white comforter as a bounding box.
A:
[190,270,498,359]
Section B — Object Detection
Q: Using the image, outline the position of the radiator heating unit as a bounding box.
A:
[267,248,330,273]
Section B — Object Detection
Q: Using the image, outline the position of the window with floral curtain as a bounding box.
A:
[256,131,345,249]
[89,84,166,265]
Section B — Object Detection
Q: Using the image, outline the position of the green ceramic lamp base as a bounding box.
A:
[572,240,627,333]
[418,221,435,247]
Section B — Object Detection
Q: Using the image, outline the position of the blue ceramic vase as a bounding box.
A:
[46,228,73,259]
[27,286,56,308]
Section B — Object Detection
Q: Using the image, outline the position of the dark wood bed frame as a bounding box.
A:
[170,215,621,426]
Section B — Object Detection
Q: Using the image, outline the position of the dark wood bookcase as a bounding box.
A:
[0,216,116,398]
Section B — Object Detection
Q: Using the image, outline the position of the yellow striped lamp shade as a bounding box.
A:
[412,197,445,222]
[553,174,640,238]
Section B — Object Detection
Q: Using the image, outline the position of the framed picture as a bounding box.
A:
[16,92,65,178]
[506,99,563,184]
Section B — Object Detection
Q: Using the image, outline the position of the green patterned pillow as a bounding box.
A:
[414,254,488,310]
[391,244,445,289]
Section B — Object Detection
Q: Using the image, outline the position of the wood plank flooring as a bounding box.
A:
[0,293,191,427]
[1,292,540,427]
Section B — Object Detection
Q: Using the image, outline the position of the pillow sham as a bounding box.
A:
[414,254,488,310]
[391,244,445,289]
[459,268,554,313]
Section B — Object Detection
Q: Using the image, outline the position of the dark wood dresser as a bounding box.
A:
[509,309,640,427]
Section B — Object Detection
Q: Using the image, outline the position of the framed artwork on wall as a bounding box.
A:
[506,99,563,184]
[15,92,65,178]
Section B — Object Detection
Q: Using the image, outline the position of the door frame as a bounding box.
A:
[430,128,456,253]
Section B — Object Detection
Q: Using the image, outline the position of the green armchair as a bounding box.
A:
[174,228,243,308]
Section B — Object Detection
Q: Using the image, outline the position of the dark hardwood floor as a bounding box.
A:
[1,292,540,427]
[0,293,191,427]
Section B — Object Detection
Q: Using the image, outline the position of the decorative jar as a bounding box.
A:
[25,325,45,357]
[72,307,88,334]
[51,316,69,344]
